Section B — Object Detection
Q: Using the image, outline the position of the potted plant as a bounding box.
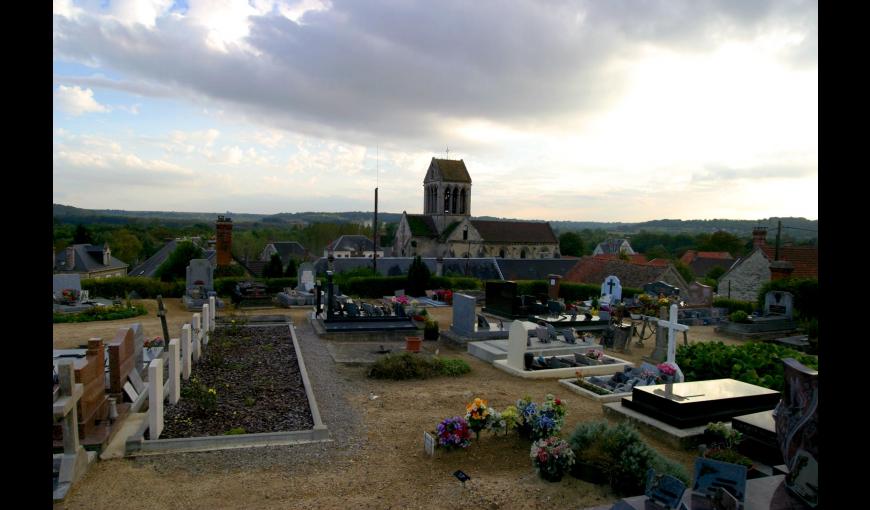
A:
[405,335,422,353]
[423,319,440,340]
[531,436,576,482]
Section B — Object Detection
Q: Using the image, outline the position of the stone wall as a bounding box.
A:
[719,249,771,302]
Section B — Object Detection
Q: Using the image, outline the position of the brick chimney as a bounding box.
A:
[216,215,233,267]
[769,260,794,281]
[752,227,767,249]
[66,246,76,269]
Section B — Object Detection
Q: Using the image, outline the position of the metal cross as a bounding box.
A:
[156,295,170,344]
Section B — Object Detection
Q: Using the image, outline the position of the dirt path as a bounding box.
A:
[54,303,743,509]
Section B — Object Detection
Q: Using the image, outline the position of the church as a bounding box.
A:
[393,158,560,259]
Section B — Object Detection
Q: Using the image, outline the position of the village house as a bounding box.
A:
[54,243,128,279]
[563,255,692,297]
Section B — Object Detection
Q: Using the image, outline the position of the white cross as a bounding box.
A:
[656,304,690,382]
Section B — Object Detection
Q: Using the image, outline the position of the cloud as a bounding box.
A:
[54,85,109,116]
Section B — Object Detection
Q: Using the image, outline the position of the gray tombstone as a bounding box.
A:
[688,281,713,306]
[129,323,146,374]
[601,275,623,302]
[296,262,316,292]
[506,321,528,370]
[774,358,819,507]
[451,293,477,336]
[186,259,214,294]
[764,291,794,319]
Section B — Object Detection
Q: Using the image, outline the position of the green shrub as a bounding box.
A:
[569,421,687,496]
[676,341,818,391]
[81,277,185,299]
[181,379,217,416]
[435,358,471,376]
[705,448,752,467]
[729,310,750,323]
[713,298,756,315]
[406,256,431,297]
[224,427,247,435]
[155,241,203,282]
[53,304,148,323]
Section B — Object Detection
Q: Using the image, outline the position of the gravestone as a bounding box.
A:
[191,313,202,361]
[107,328,135,395]
[773,358,818,507]
[168,339,180,405]
[645,469,686,509]
[296,262,316,292]
[644,281,680,298]
[506,321,528,370]
[186,259,214,295]
[484,280,520,318]
[181,324,192,380]
[649,306,670,363]
[129,323,145,374]
[53,360,94,501]
[53,273,82,295]
[687,281,713,307]
[148,359,164,440]
[764,291,794,319]
[451,293,477,336]
[601,275,623,302]
[691,457,747,507]
[423,431,436,457]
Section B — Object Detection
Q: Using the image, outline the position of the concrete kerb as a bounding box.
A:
[125,322,330,456]
[557,378,628,403]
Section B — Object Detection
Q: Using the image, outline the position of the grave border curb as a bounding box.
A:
[557,378,628,403]
[125,323,330,456]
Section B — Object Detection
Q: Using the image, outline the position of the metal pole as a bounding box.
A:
[373,187,379,275]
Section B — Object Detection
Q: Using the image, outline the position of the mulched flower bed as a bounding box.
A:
[161,324,314,438]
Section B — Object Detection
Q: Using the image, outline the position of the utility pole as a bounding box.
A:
[373,187,379,274]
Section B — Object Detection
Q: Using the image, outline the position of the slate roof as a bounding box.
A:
[495,259,581,281]
[564,256,676,289]
[470,220,558,244]
[238,259,267,278]
[327,235,377,252]
[593,239,633,255]
[128,240,215,277]
[593,253,649,264]
[312,257,503,280]
[761,245,818,279]
[54,244,129,273]
[406,214,439,237]
[267,241,307,263]
[432,158,471,183]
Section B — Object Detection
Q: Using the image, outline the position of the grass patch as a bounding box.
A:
[367,353,471,380]
[53,304,147,323]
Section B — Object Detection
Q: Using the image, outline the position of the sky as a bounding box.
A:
[53,0,818,223]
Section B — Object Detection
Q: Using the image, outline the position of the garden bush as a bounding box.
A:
[568,420,689,495]
[81,276,185,299]
[367,353,470,380]
[729,310,750,323]
[712,297,756,315]
[53,304,148,323]
[676,341,818,391]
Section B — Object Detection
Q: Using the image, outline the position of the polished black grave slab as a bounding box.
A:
[621,379,781,428]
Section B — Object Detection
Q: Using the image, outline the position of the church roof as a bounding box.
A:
[470,220,558,244]
[406,214,438,237]
[432,158,471,183]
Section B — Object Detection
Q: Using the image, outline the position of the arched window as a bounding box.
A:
[459,188,466,214]
[520,249,527,259]
[499,249,505,258]
[450,186,457,213]
[444,187,451,213]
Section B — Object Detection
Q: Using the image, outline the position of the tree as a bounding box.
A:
[263,253,285,278]
[696,230,745,257]
[558,232,584,257]
[284,257,298,277]
[645,244,670,261]
[73,224,94,244]
[406,256,431,297]
[673,261,695,284]
[108,228,143,265]
[706,266,726,281]
[154,241,204,282]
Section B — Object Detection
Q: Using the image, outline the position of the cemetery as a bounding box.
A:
[52,267,820,510]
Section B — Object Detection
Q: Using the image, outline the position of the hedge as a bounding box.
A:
[712,297,757,315]
[81,277,185,298]
[756,278,818,320]
[512,280,642,302]
[54,304,148,324]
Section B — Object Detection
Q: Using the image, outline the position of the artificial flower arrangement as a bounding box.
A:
[465,397,492,439]
[392,295,410,305]
[515,394,568,440]
[585,349,604,360]
[530,436,576,482]
[144,337,165,349]
[486,409,505,435]
[435,416,471,450]
[499,405,520,434]
[657,362,678,383]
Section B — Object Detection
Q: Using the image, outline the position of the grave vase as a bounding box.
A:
[405,336,422,353]
[539,469,565,483]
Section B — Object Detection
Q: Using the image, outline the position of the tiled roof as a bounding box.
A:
[470,220,558,244]
[594,239,632,255]
[313,257,502,280]
[593,253,649,264]
[268,241,307,263]
[761,245,818,279]
[679,250,734,264]
[564,256,674,289]
[239,259,267,278]
[406,214,438,237]
[432,158,471,183]
[646,258,671,267]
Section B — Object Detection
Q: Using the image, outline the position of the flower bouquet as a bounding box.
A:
[515,396,537,439]
[465,397,491,440]
[531,436,575,482]
[657,362,677,383]
[530,394,566,440]
[435,416,471,450]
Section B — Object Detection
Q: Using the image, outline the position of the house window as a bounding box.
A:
[520,249,526,259]
[499,249,505,258]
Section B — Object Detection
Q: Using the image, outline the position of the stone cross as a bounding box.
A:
[148,359,164,440]
[192,313,202,361]
[209,296,216,331]
[156,295,170,345]
[201,304,210,345]
[506,321,529,370]
[656,304,689,382]
[53,360,90,497]
[181,324,192,380]
[168,339,180,405]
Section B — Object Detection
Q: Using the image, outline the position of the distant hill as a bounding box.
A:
[53,204,817,240]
